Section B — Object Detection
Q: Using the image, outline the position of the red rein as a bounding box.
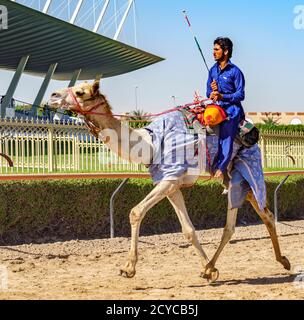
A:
[67,88,212,119]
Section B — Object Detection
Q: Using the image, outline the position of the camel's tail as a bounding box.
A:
[0,153,13,167]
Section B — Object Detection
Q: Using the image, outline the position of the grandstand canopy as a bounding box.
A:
[0,0,164,80]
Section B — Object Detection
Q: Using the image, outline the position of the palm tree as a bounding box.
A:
[129,109,151,128]
[261,116,280,126]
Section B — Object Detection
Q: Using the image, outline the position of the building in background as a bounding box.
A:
[246,112,304,125]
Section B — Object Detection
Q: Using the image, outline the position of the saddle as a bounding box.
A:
[181,106,260,148]
[237,120,260,148]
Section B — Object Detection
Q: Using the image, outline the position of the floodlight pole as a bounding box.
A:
[114,0,134,40]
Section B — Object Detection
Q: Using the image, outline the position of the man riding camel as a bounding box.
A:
[206,37,246,179]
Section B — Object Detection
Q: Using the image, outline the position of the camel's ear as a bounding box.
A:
[92,80,100,97]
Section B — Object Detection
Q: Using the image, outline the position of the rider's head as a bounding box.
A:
[213,37,233,62]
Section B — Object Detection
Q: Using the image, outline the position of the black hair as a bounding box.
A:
[214,37,233,59]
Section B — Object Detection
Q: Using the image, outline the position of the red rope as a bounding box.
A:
[85,99,211,119]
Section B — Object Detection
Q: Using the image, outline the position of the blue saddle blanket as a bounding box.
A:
[145,111,266,211]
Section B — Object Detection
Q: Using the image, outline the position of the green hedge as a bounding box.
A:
[256,123,304,132]
[0,176,303,244]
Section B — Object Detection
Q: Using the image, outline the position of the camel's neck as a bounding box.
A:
[84,97,153,165]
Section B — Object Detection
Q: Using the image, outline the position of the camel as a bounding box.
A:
[49,80,290,282]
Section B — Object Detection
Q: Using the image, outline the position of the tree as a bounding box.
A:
[261,116,280,126]
[128,109,151,128]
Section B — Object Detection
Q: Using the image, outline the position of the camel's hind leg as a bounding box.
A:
[167,190,210,271]
[120,180,181,278]
[246,192,291,270]
[203,208,238,282]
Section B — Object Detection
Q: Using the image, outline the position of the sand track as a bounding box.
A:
[0,220,304,300]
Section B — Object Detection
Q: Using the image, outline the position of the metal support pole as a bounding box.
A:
[133,0,137,47]
[68,69,82,87]
[274,175,290,223]
[274,151,296,223]
[47,127,54,172]
[33,63,58,110]
[93,0,110,33]
[114,0,134,40]
[42,0,52,13]
[1,55,30,118]
[70,0,83,24]
[110,178,129,238]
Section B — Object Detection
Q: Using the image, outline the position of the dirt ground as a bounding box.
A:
[0,220,304,300]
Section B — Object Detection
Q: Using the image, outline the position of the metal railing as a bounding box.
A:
[0,117,146,174]
[260,130,304,169]
[1,117,304,174]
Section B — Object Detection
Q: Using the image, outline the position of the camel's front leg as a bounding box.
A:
[167,190,210,273]
[203,208,238,282]
[246,192,291,271]
[120,181,180,278]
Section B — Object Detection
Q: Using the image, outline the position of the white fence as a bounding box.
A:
[0,118,146,174]
[260,130,304,169]
[0,118,303,174]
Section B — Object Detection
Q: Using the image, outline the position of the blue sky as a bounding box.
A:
[1,0,304,113]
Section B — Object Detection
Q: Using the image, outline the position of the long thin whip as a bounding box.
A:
[182,10,210,73]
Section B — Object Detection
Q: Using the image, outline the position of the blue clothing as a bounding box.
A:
[206,60,245,110]
[145,111,267,212]
[229,144,267,211]
[146,111,204,184]
[206,60,246,172]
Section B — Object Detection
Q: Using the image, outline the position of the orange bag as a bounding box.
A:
[203,105,227,126]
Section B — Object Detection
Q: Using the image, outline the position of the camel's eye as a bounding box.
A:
[75,90,85,97]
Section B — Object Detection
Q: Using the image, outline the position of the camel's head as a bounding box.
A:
[48,80,102,114]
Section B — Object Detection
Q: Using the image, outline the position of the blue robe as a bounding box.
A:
[145,111,266,211]
[207,60,246,173]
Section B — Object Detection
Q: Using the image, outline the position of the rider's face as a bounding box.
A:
[213,44,225,61]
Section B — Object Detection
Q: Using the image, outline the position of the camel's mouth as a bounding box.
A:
[48,97,70,110]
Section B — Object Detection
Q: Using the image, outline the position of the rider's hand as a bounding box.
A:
[211,80,218,92]
[210,91,223,102]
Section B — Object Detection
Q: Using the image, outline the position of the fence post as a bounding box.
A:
[260,135,267,169]
[48,127,54,172]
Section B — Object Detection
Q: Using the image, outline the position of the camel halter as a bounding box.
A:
[67,88,103,116]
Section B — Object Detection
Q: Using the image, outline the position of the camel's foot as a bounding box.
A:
[201,264,220,283]
[279,256,291,271]
[119,262,136,278]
